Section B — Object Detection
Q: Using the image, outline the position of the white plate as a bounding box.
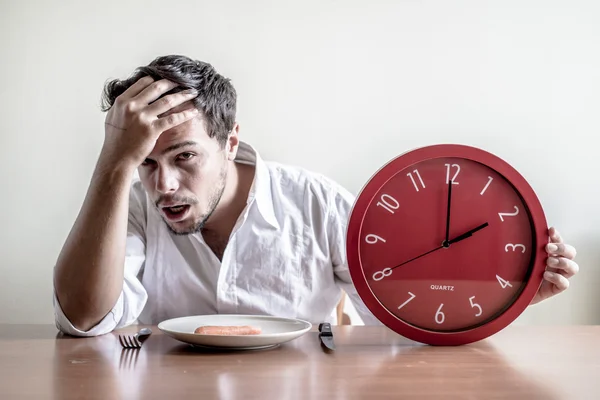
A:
[157,314,312,350]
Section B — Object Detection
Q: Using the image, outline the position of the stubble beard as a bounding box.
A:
[164,165,228,236]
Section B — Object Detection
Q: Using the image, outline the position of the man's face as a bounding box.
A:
[138,104,230,235]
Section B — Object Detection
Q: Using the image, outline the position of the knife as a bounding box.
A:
[318,322,335,351]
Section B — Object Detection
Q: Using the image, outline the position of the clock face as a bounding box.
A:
[347,145,547,345]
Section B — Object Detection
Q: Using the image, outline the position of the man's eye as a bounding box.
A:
[177,152,195,161]
[141,158,155,166]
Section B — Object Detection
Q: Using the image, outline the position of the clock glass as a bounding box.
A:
[348,145,547,344]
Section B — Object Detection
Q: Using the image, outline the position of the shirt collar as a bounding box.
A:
[235,141,280,230]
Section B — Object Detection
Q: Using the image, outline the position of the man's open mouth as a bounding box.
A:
[162,205,191,221]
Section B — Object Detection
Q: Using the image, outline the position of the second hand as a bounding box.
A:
[388,222,489,273]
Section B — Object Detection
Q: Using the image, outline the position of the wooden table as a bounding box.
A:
[1,324,599,399]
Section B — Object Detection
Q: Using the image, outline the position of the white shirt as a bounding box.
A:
[53,141,380,336]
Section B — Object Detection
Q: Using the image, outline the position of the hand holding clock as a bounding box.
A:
[531,227,579,305]
[347,144,581,345]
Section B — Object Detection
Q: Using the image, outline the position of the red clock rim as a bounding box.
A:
[346,144,548,346]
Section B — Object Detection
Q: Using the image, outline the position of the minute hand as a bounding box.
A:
[447,222,489,245]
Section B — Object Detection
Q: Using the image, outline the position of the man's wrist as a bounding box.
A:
[97,146,140,177]
[94,155,138,186]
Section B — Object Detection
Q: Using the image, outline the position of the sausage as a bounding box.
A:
[194,325,262,335]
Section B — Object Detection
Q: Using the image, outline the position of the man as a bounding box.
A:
[53,55,579,336]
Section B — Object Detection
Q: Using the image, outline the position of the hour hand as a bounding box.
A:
[448,222,489,245]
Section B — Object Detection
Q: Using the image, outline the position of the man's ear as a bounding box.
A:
[226,123,240,161]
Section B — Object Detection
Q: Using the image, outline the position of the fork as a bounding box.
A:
[118,327,152,349]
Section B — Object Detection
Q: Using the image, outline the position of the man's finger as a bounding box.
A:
[153,107,199,133]
[134,79,179,105]
[546,242,577,260]
[543,271,570,293]
[548,227,563,243]
[118,76,155,100]
[546,256,579,278]
[146,90,198,117]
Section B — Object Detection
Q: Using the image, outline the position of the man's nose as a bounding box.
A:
[155,166,179,194]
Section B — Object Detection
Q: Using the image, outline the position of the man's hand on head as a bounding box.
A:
[102,76,199,169]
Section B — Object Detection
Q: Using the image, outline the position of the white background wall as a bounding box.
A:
[1,0,598,326]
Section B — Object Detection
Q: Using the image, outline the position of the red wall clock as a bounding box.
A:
[346,144,548,345]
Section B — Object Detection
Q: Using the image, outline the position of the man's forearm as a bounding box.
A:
[54,154,137,331]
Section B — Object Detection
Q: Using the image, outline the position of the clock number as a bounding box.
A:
[397,292,416,310]
[469,296,483,317]
[480,176,493,195]
[377,193,399,214]
[445,163,460,185]
[372,268,392,281]
[407,169,426,192]
[435,303,445,324]
[505,243,526,253]
[498,205,519,221]
[496,274,513,288]
[365,234,386,244]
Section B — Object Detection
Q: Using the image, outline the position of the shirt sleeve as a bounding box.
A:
[53,181,149,337]
[327,180,383,326]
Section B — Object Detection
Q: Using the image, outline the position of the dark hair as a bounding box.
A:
[101,55,236,146]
